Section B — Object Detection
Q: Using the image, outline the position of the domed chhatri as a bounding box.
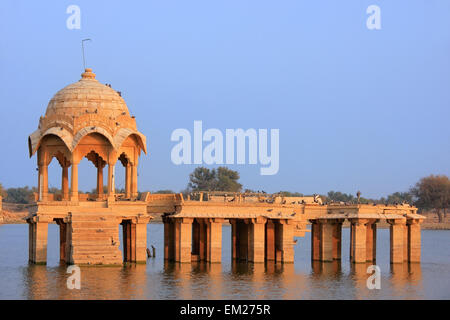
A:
[28,68,147,202]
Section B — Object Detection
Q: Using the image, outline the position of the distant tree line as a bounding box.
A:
[1,170,449,223]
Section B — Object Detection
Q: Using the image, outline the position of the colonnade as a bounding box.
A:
[37,152,139,202]
[310,217,422,264]
[163,217,295,264]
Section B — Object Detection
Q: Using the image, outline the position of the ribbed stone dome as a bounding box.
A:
[45,68,130,118]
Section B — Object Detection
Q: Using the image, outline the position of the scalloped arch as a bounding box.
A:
[114,128,147,154]
[72,126,115,150]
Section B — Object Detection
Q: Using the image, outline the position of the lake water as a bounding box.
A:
[0,223,449,299]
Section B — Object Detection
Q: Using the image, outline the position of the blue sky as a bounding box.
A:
[0,0,449,198]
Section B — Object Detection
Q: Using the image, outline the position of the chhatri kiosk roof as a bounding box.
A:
[28,68,147,157]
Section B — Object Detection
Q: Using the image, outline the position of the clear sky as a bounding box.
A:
[0,1,449,198]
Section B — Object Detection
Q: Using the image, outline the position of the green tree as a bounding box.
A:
[327,191,355,203]
[188,167,242,192]
[386,192,413,204]
[154,190,175,194]
[410,175,450,222]
[215,167,242,192]
[279,191,304,197]
[5,186,35,204]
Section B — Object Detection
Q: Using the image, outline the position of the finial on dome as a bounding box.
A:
[81,68,96,80]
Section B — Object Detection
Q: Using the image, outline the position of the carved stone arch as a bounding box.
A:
[30,127,74,157]
[114,128,147,154]
[72,126,115,151]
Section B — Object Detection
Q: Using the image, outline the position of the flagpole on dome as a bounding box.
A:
[81,38,92,70]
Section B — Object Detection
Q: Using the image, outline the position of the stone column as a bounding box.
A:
[107,163,115,201]
[332,220,343,260]
[125,163,131,199]
[238,220,249,261]
[248,217,266,263]
[319,220,334,262]
[310,220,321,261]
[275,219,294,263]
[56,220,67,263]
[365,219,378,262]
[349,218,368,264]
[131,163,138,199]
[96,163,104,199]
[230,219,238,260]
[207,218,223,263]
[387,218,406,264]
[39,164,48,201]
[70,161,79,202]
[62,165,69,201]
[265,219,276,261]
[407,218,422,263]
[163,217,175,261]
[135,216,151,263]
[199,219,207,261]
[178,218,193,263]
[28,218,48,264]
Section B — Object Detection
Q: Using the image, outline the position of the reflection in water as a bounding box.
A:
[0,224,446,299]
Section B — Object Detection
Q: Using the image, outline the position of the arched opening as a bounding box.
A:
[77,151,106,200]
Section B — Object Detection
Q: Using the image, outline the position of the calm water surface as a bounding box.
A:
[0,224,449,299]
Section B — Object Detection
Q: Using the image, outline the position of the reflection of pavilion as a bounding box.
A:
[26,68,151,265]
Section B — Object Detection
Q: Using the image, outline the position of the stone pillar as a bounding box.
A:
[39,164,48,201]
[96,163,104,199]
[70,161,79,202]
[248,217,266,263]
[387,218,406,264]
[177,218,193,263]
[131,163,138,199]
[319,220,334,262]
[311,220,321,261]
[230,219,238,260]
[62,165,69,201]
[192,219,200,260]
[403,223,408,262]
[125,163,131,199]
[135,217,150,263]
[275,219,294,263]
[163,217,175,261]
[265,219,276,261]
[107,163,115,201]
[407,219,422,263]
[56,220,67,263]
[28,218,48,264]
[365,220,377,262]
[238,220,248,261]
[349,219,368,264]
[198,219,207,261]
[207,218,223,263]
[332,220,343,260]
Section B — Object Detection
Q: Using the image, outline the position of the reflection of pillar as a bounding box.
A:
[349,219,368,263]
[62,165,69,200]
[248,217,266,263]
[70,160,79,201]
[28,219,48,264]
[407,219,422,263]
[207,218,223,263]
[96,163,104,199]
[365,220,377,262]
[125,163,131,198]
[265,219,276,261]
[388,218,406,264]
